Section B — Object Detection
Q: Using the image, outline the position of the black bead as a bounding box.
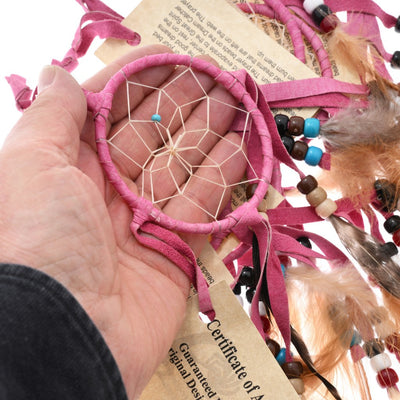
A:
[297,236,312,249]
[375,179,397,212]
[384,215,400,233]
[281,135,295,153]
[239,266,255,287]
[312,4,333,26]
[245,288,255,303]
[274,114,289,137]
[396,16,400,33]
[391,51,400,69]
[381,242,399,257]
[232,283,242,295]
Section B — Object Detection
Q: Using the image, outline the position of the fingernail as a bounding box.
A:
[38,66,57,93]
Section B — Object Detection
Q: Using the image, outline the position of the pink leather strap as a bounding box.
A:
[75,0,124,19]
[7,3,139,111]
[238,1,333,77]
[5,75,35,112]
[130,219,215,320]
[52,11,140,72]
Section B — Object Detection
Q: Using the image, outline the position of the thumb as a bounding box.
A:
[4,66,87,166]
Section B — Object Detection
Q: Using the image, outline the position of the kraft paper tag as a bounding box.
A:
[190,242,234,297]
[140,281,298,400]
[231,0,359,84]
[231,182,284,212]
[96,0,319,118]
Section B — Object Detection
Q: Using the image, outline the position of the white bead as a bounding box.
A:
[259,301,267,316]
[370,353,392,372]
[235,294,244,307]
[303,0,325,15]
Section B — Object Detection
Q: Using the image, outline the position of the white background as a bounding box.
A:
[1,1,400,399]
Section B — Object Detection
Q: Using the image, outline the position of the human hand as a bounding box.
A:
[0,45,246,398]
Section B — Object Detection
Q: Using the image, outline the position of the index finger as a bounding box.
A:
[82,44,175,124]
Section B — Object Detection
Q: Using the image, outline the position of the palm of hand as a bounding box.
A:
[0,45,246,398]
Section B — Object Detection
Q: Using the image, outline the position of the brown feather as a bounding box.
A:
[329,215,400,298]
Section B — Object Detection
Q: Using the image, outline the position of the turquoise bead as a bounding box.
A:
[303,118,320,138]
[276,348,287,365]
[305,146,323,166]
[151,113,162,122]
[280,263,286,277]
[350,331,362,347]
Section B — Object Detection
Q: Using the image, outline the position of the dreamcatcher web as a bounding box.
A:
[107,65,259,221]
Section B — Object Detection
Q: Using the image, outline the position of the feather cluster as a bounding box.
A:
[320,83,400,205]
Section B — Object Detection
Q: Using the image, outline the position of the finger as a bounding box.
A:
[4,66,86,168]
[136,83,238,205]
[82,44,175,124]
[108,56,219,180]
[162,132,247,252]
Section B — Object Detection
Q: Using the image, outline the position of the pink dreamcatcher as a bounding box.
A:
[8,1,400,399]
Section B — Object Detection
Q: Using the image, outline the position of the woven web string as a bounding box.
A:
[107,65,259,221]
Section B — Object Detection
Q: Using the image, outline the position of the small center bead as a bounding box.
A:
[151,113,162,122]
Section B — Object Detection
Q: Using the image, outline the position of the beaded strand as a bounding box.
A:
[297,175,337,219]
[275,114,324,167]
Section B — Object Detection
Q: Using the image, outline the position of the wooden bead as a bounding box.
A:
[265,338,281,357]
[289,378,305,394]
[291,141,308,160]
[315,198,337,219]
[282,361,304,378]
[377,368,399,388]
[288,116,304,136]
[364,339,385,358]
[306,186,327,207]
[297,175,318,194]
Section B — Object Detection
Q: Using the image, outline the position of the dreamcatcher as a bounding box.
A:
[7,0,400,399]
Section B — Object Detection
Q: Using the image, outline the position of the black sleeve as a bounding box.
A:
[0,263,128,400]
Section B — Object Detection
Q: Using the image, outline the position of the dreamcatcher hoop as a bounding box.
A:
[89,53,272,235]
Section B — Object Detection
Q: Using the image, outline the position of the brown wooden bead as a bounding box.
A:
[282,361,304,378]
[265,338,281,357]
[288,116,305,136]
[315,198,337,219]
[363,339,385,358]
[289,378,305,394]
[297,175,318,195]
[290,141,308,160]
[306,187,327,207]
